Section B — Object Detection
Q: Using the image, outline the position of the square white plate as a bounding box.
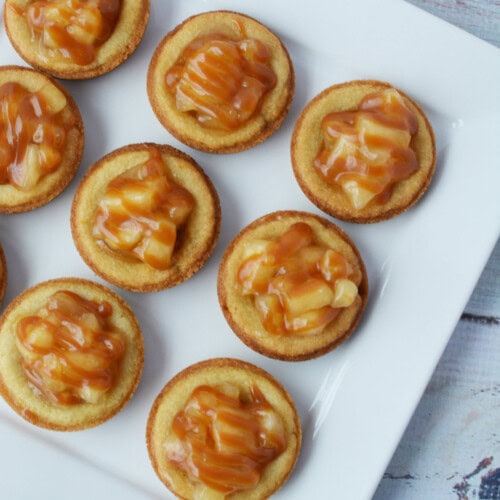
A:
[1,1,499,498]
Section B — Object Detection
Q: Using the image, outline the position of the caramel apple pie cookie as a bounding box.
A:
[147,10,294,153]
[0,277,143,430]
[4,0,150,79]
[0,65,84,213]
[71,143,221,292]
[147,358,301,499]
[291,80,436,223]
[218,211,368,361]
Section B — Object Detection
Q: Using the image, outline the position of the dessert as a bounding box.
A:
[0,277,144,430]
[0,65,84,214]
[4,0,150,79]
[147,10,294,153]
[71,143,221,292]
[291,80,436,223]
[218,211,368,361]
[147,357,301,499]
[0,244,6,305]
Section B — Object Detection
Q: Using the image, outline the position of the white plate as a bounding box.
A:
[1,1,499,499]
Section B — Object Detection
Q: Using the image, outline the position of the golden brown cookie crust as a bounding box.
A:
[71,143,221,293]
[0,277,144,431]
[291,80,436,223]
[146,357,302,500]
[0,65,84,214]
[4,0,150,80]
[147,10,295,153]
[218,210,368,361]
[0,244,6,305]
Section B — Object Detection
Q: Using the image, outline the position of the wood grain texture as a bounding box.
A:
[406,0,500,46]
[375,2,500,498]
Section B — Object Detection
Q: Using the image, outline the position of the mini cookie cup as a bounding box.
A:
[0,277,144,430]
[217,210,369,361]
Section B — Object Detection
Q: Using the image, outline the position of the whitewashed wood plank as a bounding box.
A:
[374,317,500,499]
[406,0,500,46]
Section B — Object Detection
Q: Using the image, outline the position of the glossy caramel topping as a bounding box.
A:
[237,222,358,336]
[314,89,419,209]
[165,34,277,130]
[166,383,286,495]
[23,0,121,65]
[93,148,195,270]
[16,290,125,405]
[0,81,70,190]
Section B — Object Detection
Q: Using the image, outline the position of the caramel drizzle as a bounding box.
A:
[168,384,286,494]
[93,147,195,270]
[237,222,353,336]
[314,89,419,207]
[165,33,277,130]
[16,290,125,405]
[22,0,122,65]
[0,82,69,190]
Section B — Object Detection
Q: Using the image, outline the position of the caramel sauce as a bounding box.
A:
[167,383,286,494]
[16,290,125,405]
[93,148,195,270]
[314,89,419,209]
[23,0,121,65]
[165,34,277,130]
[0,82,69,190]
[237,222,358,336]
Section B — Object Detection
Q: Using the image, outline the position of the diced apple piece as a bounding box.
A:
[322,113,358,142]
[272,222,314,262]
[340,178,377,209]
[118,181,158,212]
[241,239,271,260]
[78,312,103,333]
[78,384,105,404]
[67,24,97,46]
[319,249,348,282]
[48,291,83,317]
[279,276,334,316]
[103,331,126,357]
[65,351,108,372]
[165,436,189,464]
[74,6,103,36]
[43,4,71,24]
[293,245,325,274]
[24,323,54,349]
[142,236,174,269]
[38,359,67,393]
[332,279,358,308]
[357,113,411,149]
[39,83,67,114]
[257,408,285,448]
[39,144,62,172]
[329,134,359,161]
[139,221,176,269]
[216,382,240,400]
[112,219,143,251]
[99,188,128,216]
[238,257,276,295]
[254,293,286,335]
[212,407,255,454]
[41,27,61,50]
[286,306,338,335]
[166,188,194,226]
[18,144,43,189]
[15,338,39,363]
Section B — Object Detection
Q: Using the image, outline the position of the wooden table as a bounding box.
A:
[374,2,500,498]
